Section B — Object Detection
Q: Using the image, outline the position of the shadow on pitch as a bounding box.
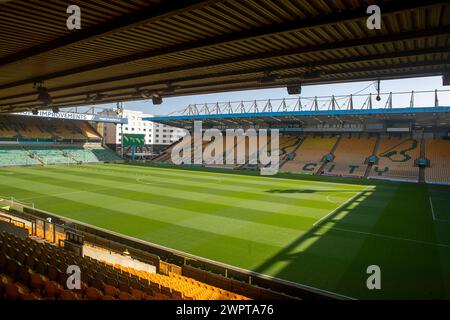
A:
[252,183,445,299]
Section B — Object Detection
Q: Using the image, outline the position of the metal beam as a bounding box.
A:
[0,0,447,89]
[3,61,447,111]
[1,25,449,97]
[0,0,214,68]
[1,44,448,104]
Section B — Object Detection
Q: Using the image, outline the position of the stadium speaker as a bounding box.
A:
[36,87,52,106]
[443,74,450,86]
[152,95,162,105]
[287,84,301,95]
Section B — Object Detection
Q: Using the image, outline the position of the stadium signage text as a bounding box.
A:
[19,111,89,120]
[15,111,127,124]
[171,121,279,175]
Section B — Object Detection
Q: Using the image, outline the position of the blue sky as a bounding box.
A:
[97,76,450,116]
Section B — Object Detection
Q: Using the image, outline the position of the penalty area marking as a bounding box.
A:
[314,186,372,227]
[314,191,450,249]
[429,197,450,223]
[317,224,450,249]
[325,191,364,205]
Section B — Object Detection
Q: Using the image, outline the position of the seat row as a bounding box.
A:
[0,232,170,300]
[1,230,250,300]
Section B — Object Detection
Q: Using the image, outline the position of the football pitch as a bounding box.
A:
[1,163,450,299]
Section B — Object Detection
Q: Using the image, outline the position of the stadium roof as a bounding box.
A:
[146,106,450,129]
[1,0,450,113]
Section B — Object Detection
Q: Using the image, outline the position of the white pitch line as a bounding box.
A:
[429,197,436,221]
[325,191,361,205]
[313,186,371,227]
[318,225,450,249]
[429,196,450,223]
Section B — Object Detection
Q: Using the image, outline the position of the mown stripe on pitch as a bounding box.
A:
[58,163,361,195]
[95,163,368,190]
[42,165,351,210]
[49,164,359,203]
[3,188,284,271]
[5,169,324,231]
[0,174,315,247]
[17,167,341,215]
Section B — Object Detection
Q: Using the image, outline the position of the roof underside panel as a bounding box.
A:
[0,0,450,113]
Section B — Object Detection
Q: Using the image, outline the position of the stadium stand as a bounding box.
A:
[281,135,337,174]
[0,145,121,166]
[204,135,277,168]
[154,138,209,165]
[425,138,450,184]
[150,131,450,186]
[0,116,101,142]
[78,122,102,141]
[0,147,40,167]
[154,134,304,169]
[0,227,249,300]
[0,115,121,167]
[61,146,102,163]
[322,134,377,178]
[152,143,177,163]
[83,146,122,163]
[218,135,242,168]
[28,146,77,165]
[154,135,249,167]
[193,139,213,165]
[369,135,420,182]
[278,135,302,156]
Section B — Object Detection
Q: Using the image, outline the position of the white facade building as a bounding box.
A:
[102,109,186,146]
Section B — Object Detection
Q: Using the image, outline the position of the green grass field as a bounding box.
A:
[1,163,450,299]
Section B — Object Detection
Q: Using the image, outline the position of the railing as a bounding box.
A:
[0,195,35,210]
[0,212,27,230]
[169,89,450,116]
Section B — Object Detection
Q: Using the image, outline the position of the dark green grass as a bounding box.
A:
[0,163,449,299]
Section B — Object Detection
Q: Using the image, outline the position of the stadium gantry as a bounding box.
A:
[1,0,450,304]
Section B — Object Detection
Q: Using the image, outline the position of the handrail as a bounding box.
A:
[168,89,450,116]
